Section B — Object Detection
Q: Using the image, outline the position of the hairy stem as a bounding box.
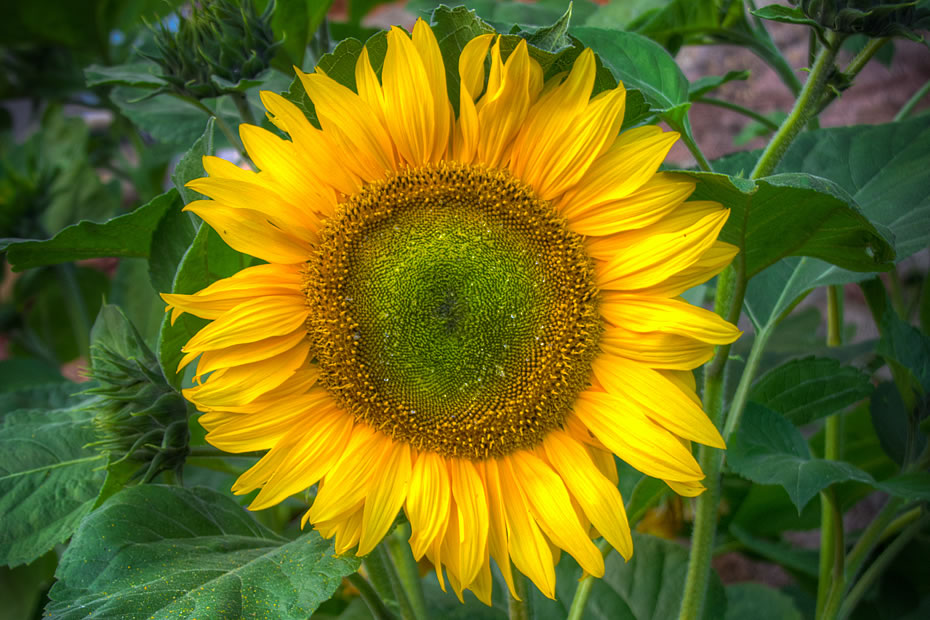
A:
[386,526,428,620]
[347,573,397,620]
[509,572,531,620]
[751,32,844,179]
[894,78,930,121]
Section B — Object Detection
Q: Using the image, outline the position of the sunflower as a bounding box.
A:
[162,20,741,603]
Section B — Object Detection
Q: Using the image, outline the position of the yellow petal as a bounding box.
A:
[259,90,360,196]
[406,451,451,559]
[381,26,437,165]
[183,295,309,352]
[600,294,742,344]
[637,241,739,298]
[308,424,384,524]
[510,451,604,578]
[183,200,312,264]
[297,69,395,182]
[161,263,302,323]
[592,355,725,448]
[188,329,307,376]
[412,18,452,162]
[459,34,494,100]
[448,459,489,587]
[482,460,517,598]
[597,207,729,290]
[601,326,716,370]
[574,390,705,482]
[359,439,412,555]
[559,127,680,219]
[544,430,633,559]
[565,173,695,236]
[355,45,387,129]
[475,39,534,168]
[498,456,555,599]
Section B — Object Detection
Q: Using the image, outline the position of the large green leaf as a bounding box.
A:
[684,171,894,278]
[3,189,183,271]
[728,525,819,578]
[109,87,240,147]
[172,118,216,205]
[749,356,874,425]
[46,485,360,619]
[877,308,930,394]
[157,226,253,388]
[0,407,106,567]
[728,403,875,511]
[84,62,166,89]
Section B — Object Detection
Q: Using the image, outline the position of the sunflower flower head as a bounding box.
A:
[147,0,278,99]
[163,19,741,603]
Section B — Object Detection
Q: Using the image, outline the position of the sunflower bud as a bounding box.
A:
[86,306,189,482]
[147,0,279,99]
[792,0,927,38]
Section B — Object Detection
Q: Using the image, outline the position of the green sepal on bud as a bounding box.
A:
[792,1,930,40]
[84,305,189,483]
[146,0,280,99]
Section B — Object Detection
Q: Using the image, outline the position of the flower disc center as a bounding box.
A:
[305,163,600,459]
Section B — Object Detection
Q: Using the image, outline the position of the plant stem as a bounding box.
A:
[722,323,772,442]
[509,572,531,620]
[176,94,248,161]
[836,512,928,620]
[363,549,400,615]
[751,32,844,179]
[567,575,595,620]
[679,258,747,620]
[676,127,713,172]
[385,526,428,620]
[347,573,397,620]
[817,38,889,115]
[371,543,417,620]
[695,97,780,131]
[894,78,930,121]
[231,91,257,126]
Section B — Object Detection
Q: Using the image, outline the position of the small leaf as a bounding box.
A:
[725,583,802,620]
[46,485,360,619]
[84,62,166,88]
[750,356,874,425]
[870,382,911,465]
[525,2,574,52]
[0,407,106,567]
[685,171,895,277]
[728,403,875,512]
[752,5,826,39]
[689,70,751,100]
[4,189,183,271]
[172,117,216,204]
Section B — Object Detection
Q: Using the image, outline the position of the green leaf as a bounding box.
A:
[84,62,166,88]
[728,403,875,511]
[751,5,825,39]
[689,70,751,100]
[110,87,239,147]
[430,5,495,113]
[552,533,727,620]
[725,583,802,620]
[870,381,911,465]
[749,356,874,425]
[572,26,687,113]
[46,485,360,619]
[4,189,183,271]
[111,258,164,348]
[172,118,216,204]
[877,309,930,393]
[0,407,106,567]
[0,381,79,416]
[524,2,574,52]
[625,476,668,525]
[0,551,57,620]
[685,171,894,277]
[716,116,930,262]
[270,0,332,69]
[148,208,198,296]
[730,484,821,537]
[0,359,65,392]
[157,226,253,388]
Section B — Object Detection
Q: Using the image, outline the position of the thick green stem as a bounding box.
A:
[722,324,772,442]
[675,127,713,172]
[836,512,928,620]
[509,572,531,620]
[567,576,596,620]
[817,290,846,617]
[679,258,747,620]
[894,78,930,121]
[231,91,257,126]
[751,32,844,179]
[347,573,397,620]
[385,526,428,620]
[363,549,401,615]
[695,97,780,131]
[816,38,889,115]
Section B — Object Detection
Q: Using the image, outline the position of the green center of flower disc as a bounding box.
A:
[305,163,600,459]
